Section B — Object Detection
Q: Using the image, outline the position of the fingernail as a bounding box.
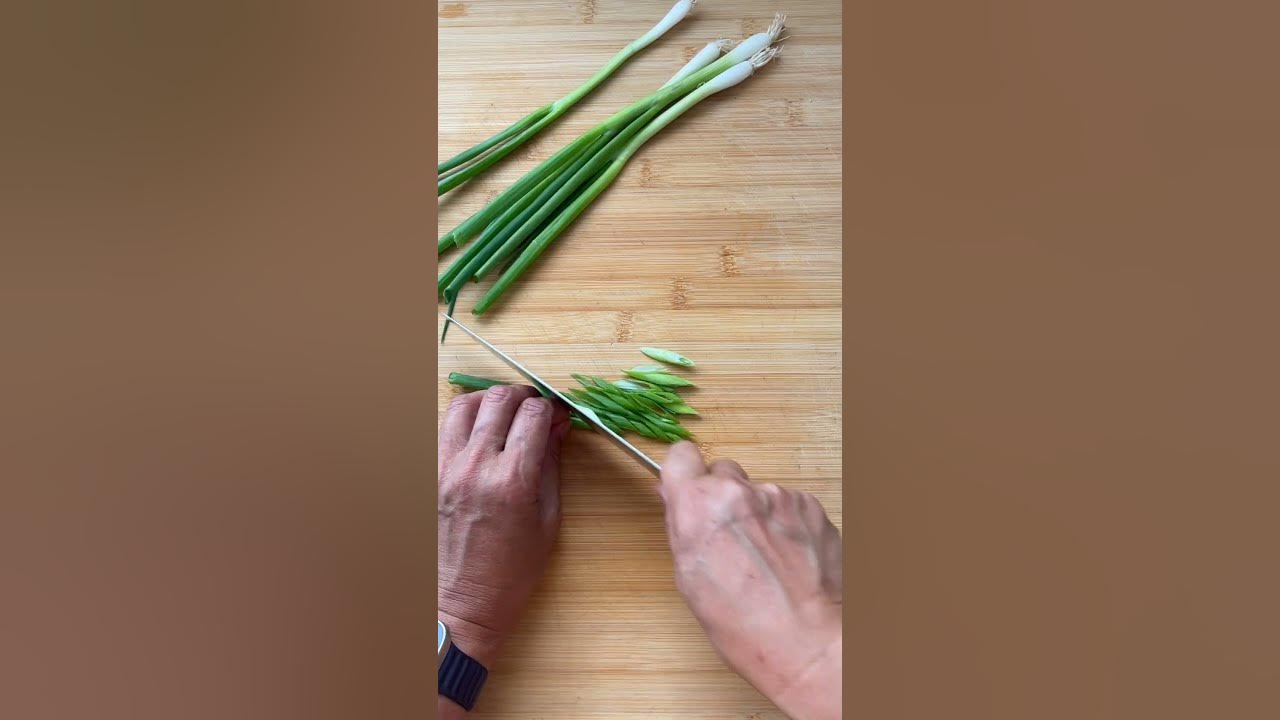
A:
[521,397,550,416]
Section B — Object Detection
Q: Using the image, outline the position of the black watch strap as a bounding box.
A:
[438,642,487,711]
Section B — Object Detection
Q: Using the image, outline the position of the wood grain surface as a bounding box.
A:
[438,1,841,717]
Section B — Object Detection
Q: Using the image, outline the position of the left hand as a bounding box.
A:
[438,384,571,668]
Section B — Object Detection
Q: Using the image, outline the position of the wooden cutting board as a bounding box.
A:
[439,2,841,717]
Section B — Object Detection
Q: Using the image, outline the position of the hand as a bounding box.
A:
[438,385,571,672]
[659,442,842,720]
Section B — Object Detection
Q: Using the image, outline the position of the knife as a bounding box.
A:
[441,313,663,477]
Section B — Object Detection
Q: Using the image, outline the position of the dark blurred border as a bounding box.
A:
[1,2,437,718]
[847,1,1280,717]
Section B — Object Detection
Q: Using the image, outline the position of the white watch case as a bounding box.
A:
[437,620,452,669]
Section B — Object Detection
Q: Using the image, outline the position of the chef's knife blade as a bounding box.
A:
[441,313,662,477]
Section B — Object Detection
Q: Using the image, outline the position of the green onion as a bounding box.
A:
[640,347,695,367]
[437,14,786,261]
[438,0,698,196]
[445,353,704,444]
[624,369,696,387]
[446,372,506,392]
[662,39,731,88]
[469,44,783,315]
[437,14,787,320]
[439,128,608,252]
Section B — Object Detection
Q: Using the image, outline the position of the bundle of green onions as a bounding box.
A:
[438,14,786,321]
[446,347,700,443]
[438,0,699,196]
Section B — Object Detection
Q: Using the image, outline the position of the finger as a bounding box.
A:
[538,409,572,529]
[660,441,708,491]
[439,391,484,473]
[504,396,554,481]
[469,384,540,454]
[550,399,570,428]
[800,491,833,527]
[709,458,749,482]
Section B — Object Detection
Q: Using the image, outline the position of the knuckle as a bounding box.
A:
[484,384,511,402]
[519,397,550,417]
[718,479,750,501]
[666,481,704,506]
[708,481,751,512]
[447,394,474,413]
[674,511,705,540]
[801,494,827,519]
[458,454,487,482]
[663,505,700,540]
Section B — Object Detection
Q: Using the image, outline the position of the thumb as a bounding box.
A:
[660,441,707,495]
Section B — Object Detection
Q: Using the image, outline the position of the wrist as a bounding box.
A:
[438,607,505,669]
[770,633,842,720]
[438,694,469,719]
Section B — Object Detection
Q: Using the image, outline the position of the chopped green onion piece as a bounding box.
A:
[640,347,695,367]
[625,370,695,387]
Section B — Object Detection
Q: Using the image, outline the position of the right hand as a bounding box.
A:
[659,442,842,720]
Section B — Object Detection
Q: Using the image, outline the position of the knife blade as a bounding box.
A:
[441,313,662,477]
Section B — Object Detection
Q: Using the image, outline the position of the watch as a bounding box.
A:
[438,619,488,711]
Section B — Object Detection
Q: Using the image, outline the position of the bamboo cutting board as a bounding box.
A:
[438,2,841,717]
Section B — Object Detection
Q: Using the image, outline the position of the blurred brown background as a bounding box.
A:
[848,1,1280,717]
[1,2,436,718]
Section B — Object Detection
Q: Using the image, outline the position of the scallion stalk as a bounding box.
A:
[471,47,781,315]
[446,372,506,392]
[437,15,787,321]
[662,38,731,88]
[455,40,732,281]
[441,132,613,300]
[438,0,699,196]
[440,127,607,252]
[438,15,786,254]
